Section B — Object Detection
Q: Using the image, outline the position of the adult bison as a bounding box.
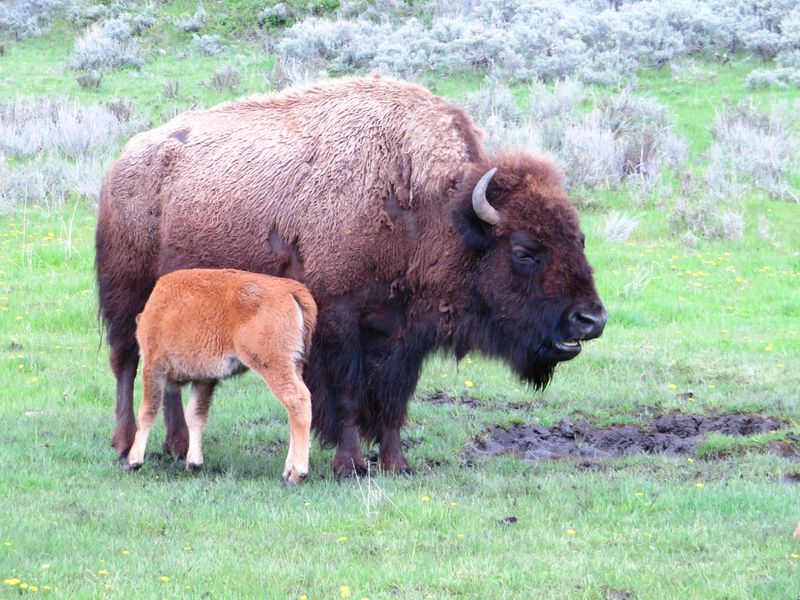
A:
[96,76,607,476]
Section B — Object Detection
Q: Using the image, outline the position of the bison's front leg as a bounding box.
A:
[371,337,428,475]
[332,422,367,478]
[378,427,412,475]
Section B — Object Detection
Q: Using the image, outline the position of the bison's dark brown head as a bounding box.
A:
[450,152,607,388]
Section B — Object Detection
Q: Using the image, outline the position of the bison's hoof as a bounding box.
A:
[283,467,308,486]
[163,436,189,460]
[332,461,368,480]
[379,455,414,476]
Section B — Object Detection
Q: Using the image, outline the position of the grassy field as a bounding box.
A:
[2,11,800,600]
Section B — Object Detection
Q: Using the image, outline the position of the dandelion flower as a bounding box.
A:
[300,596,308,600]
[98,570,108,576]
[456,534,464,539]
[694,482,704,489]
[183,546,192,552]
[4,578,21,586]
[41,563,50,569]
[20,583,29,589]
[421,496,430,503]
[667,384,677,390]
[30,585,39,592]
[121,550,130,556]
[340,585,351,598]
[464,380,474,388]
[566,529,576,536]
[687,458,694,463]
[161,576,169,583]
[42,586,51,591]
[337,536,348,543]
[450,502,458,508]
[635,492,644,497]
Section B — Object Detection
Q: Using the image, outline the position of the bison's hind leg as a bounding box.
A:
[162,386,190,459]
[109,346,139,459]
[185,380,217,470]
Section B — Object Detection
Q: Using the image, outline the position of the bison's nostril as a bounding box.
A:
[568,305,607,340]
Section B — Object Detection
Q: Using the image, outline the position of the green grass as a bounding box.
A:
[2,19,800,600]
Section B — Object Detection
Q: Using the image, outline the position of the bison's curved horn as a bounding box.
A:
[471,167,500,225]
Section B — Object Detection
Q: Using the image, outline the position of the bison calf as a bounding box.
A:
[127,268,317,484]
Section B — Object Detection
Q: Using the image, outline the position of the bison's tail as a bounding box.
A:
[291,289,318,365]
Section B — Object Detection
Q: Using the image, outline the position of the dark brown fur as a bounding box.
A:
[96,76,606,476]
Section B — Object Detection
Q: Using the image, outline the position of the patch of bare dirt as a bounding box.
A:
[469,412,788,461]
[423,391,482,408]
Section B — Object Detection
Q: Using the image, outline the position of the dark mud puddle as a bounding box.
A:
[471,412,787,461]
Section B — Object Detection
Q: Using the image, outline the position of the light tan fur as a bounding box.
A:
[127,268,317,484]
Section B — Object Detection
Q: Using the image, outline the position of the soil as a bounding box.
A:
[469,412,789,461]
[424,391,482,408]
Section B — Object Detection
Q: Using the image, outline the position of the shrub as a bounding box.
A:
[706,100,800,201]
[76,70,103,90]
[0,0,62,41]
[191,33,224,56]
[601,211,641,243]
[668,196,745,241]
[176,5,207,33]
[0,97,146,160]
[69,21,145,70]
[258,3,295,29]
[273,0,800,83]
[210,64,240,91]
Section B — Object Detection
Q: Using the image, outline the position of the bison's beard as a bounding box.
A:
[511,349,557,390]
[451,301,564,390]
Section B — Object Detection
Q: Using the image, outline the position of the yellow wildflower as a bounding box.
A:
[98,570,108,576]
[4,578,21,586]
[464,380,474,388]
[421,496,431,502]
[337,536,348,543]
[694,482,704,489]
[160,576,169,583]
[566,529,576,536]
[340,585,351,598]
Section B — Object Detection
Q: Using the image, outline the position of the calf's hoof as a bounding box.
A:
[123,460,143,473]
[282,467,308,486]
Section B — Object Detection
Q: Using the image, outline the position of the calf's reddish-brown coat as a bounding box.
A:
[128,268,317,483]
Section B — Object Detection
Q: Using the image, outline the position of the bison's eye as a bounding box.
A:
[511,243,546,270]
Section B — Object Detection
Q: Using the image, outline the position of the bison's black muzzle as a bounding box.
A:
[567,301,607,341]
[553,301,607,360]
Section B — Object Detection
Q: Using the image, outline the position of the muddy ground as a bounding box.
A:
[423,393,797,462]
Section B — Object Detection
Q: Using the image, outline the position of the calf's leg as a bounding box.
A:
[185,380,216,470]
[251,360,311,484]
[127,367,169,471]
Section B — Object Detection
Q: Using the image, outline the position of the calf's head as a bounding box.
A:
[451,153,607,388]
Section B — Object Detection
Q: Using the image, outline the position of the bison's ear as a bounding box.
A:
[450,206,493,252]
